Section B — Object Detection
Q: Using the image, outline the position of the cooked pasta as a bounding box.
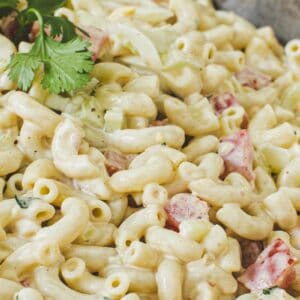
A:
[0,0,299,299]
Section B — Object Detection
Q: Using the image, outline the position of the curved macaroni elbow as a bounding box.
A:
[0,199,16,240]
[156,258,183,300]
[169,0,200,32]
[63,245,117,273]
[263,189,297,230]
[103,264,156,294]
[129,144,186,169]
[146,226,203,263]
[249,105,297,148]
[104,92,157,119]
[19,121,52,161]
[52,118,102,178]
[164,96,219,136]
[185,259,237,295]
[277,157,300,187]
[34,197,89,248]
[61,257,106,294]
[217,202,273,240]
[115,205,166,250]
[189,178,254,207]
[22,158,65,190]
[0,278,22,300]
[14,288,44,300]
[110,156,173,193]
[0,145,23,177]
[7,91,61,137]
[34,266,100,300]
[0,239,61,281]
[107,125,185,153]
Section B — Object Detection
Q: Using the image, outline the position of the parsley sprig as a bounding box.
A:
[15,195,40,208]
[1,0,94,94]
[262,286,278,295]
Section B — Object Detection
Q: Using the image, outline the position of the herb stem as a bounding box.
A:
[26,8,44,32]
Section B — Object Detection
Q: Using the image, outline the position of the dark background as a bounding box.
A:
[213,0,300,43]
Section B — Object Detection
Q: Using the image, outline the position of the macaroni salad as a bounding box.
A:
[0,0,300,299]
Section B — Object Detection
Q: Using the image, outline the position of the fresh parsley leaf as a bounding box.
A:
[43,15,76,42]
[15,196,39,209]
[8,53,41,91]
[8,8,93,94]
[0,0,18,17]
[40,37,93,93]
[103,297,112,300]
[16,0,73,41]
[16,0,66,35]
[262,286,278,295]
[17,0,65,26]
[17,8,78,42]
[27,0,66,16]
[262,289,271,295]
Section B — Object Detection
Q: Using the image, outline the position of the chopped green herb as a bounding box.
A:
[8,8,93,93]
[103,297,112,300]
[262,286,278,295]
[43,15,77,42]
[15,195,39,209]
[1,0,94,93]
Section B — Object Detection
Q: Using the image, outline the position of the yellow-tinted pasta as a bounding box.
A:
[0,0,299,299]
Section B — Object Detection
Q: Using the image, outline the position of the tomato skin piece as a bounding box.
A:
[210,92,249,128]
[104,150,128,176]
[238,239,297,292]
[210,92,239,116]
[164,193,209,231]
[219,129,255,181]
[235,67,271,90]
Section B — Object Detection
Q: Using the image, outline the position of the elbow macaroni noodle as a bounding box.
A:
[0,0,299,299]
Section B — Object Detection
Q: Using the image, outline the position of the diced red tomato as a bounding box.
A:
[239,239,264,268]
[235,67,271,90]
[219,130,255,181]
[238,239,297,292]
[210,92,239,116]
[210,92,248,128]
[150,118,169,127]
[104,150,128,176]
[164,193,209,231]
